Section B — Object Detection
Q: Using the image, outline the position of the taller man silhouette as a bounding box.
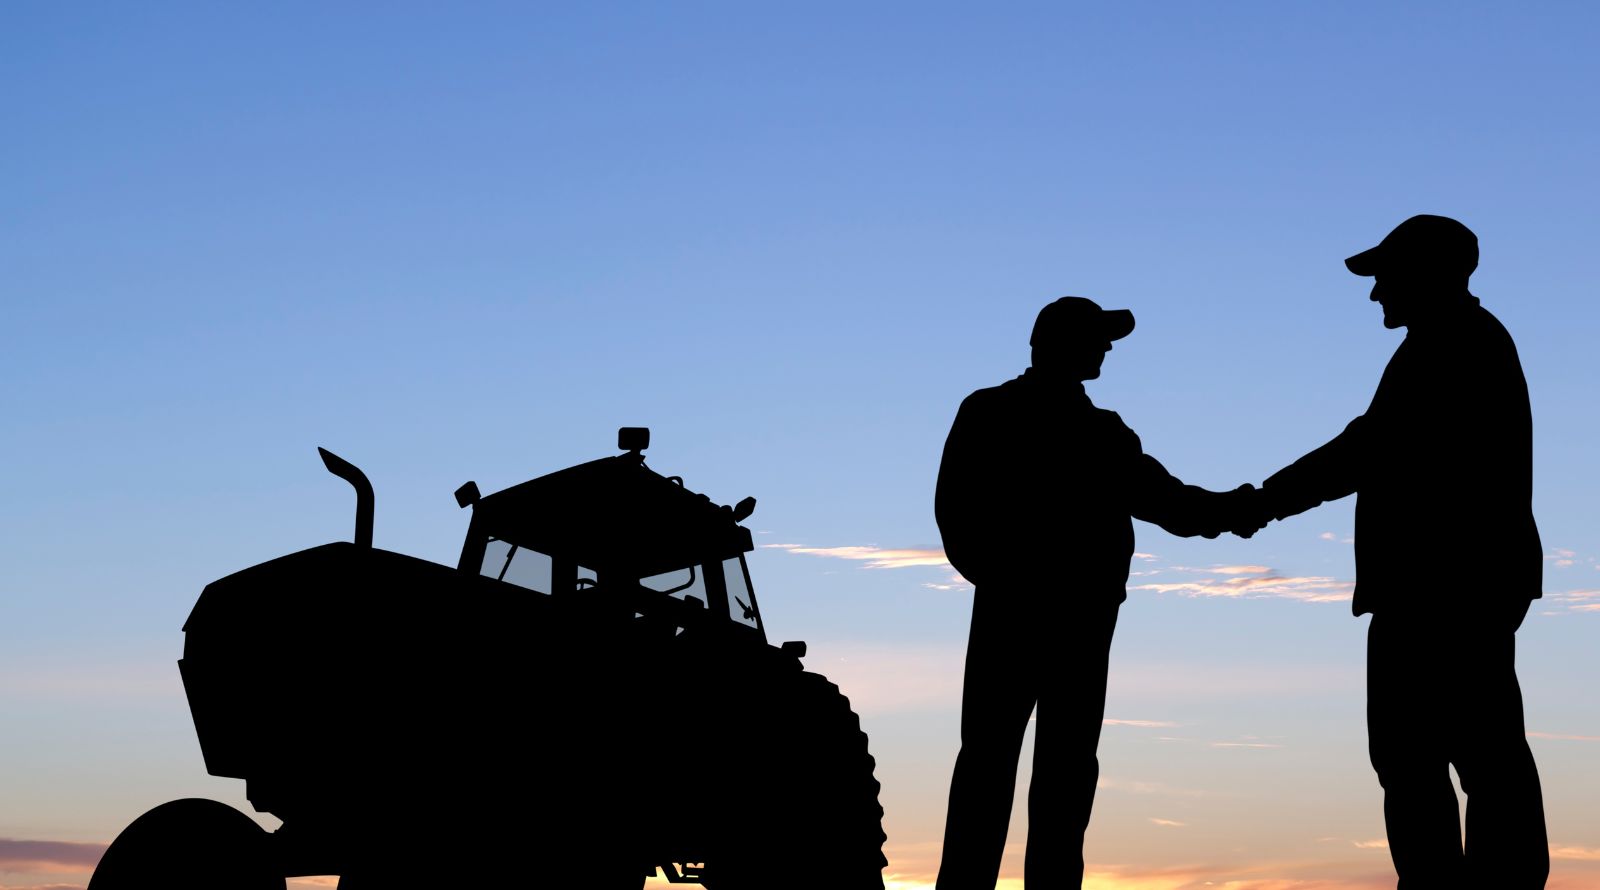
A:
[934,297,1258,890]
[1251,215,1548,889]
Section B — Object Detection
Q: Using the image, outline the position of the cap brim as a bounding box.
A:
[1345,246,1383,276]
[1102,309,1135,341]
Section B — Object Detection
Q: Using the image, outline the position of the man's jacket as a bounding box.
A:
[1262,297,1542,616]
[935,370,1221,598]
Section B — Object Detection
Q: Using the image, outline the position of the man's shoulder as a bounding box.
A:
[958,376,1028,412]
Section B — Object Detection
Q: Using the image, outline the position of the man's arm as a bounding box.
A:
[1258,415,1367,521]
[1118,419,1260,538]
[935,394,999,583]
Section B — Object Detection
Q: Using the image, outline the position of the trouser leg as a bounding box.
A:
[1454,627,1548,890]
[1025,602,1119,890]
[937,591,1039,890]
[1368,615,1465,889]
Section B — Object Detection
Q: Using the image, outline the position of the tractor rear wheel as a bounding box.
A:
[88,798,284,890]
[704,669,886,890]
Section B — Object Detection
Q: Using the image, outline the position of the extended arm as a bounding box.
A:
[1120,421,1255,538]
[1259,415,1367,521]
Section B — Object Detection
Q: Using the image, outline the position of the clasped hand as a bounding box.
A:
[1198,483,1273,539]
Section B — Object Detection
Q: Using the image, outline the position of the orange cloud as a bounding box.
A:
[763,544,951,569]
[1527,731,1600,742]
[1148,818,1186,827]
[1103,718,1180,728]
[764,544,971,590]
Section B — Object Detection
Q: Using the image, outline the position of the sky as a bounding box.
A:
[3,2,1599,888]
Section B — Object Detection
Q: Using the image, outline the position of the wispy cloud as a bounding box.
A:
[1103,718,1180,728]
[763,544,950,570]
[1547,547,1578,568]
[1551,844,1600,861]
[1540,588,1600,616]
[1205,564,1273,575]
[1211,741,1285,749]
[764,543,970,590]
[766,542,1356,604]
[1527,730,1600,742]
[1147,817,1186,827]
[1134,569,1353,603]
[0,839,105,873]
[1351,839,1389,849]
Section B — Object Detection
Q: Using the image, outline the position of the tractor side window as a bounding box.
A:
[481,539,553,594]
[640,566,707,606]
[724,556,759,629]
[576,564,599,590]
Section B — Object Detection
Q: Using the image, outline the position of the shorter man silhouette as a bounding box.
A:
[934,297,1257,890]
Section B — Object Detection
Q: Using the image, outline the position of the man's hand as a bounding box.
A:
[1220,483,1272,539]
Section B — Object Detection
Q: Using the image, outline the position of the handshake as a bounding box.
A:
[1195,483,1276,540]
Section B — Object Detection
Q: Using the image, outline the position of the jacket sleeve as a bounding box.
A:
[934,394,998,584]
[1260,415,1366,520]
[1119,417,1229,538]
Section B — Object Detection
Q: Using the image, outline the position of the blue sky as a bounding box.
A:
[4,3,1600,888]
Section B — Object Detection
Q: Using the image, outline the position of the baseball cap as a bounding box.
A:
[1030,296,1136,345]
[1345,214,1479,279]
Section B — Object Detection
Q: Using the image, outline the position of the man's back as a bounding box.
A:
[935,373,1139,596]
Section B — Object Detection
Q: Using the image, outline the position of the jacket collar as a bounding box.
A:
[1017,368,1093,407]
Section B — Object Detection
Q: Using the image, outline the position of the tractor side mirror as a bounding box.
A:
[454,481,480,509]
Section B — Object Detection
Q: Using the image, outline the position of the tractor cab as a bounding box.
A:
[453,427,765,638]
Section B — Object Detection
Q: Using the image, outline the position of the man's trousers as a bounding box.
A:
[936,589,1121,890]
[1367,607,1548,890]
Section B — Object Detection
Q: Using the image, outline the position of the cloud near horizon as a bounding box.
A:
[0,839,105,873]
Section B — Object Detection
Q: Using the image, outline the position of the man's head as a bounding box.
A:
[1029,296,1135,381]
[1345,215,1478,329]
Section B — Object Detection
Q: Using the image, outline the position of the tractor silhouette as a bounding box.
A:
[89,429,886,890]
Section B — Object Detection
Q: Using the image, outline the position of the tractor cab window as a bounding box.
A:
[724,556,760,630]
[481,539,553,594]
[640,565,708,608]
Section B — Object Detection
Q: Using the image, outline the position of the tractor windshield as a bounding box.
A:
[723,556,760,631]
